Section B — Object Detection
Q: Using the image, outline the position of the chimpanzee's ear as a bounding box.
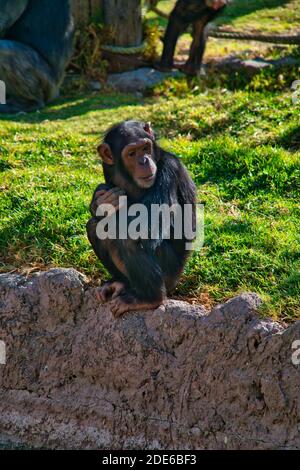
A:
[97,143,114,165]
[144,122,155,139]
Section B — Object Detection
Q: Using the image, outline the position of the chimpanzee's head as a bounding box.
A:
[98,120,159,190]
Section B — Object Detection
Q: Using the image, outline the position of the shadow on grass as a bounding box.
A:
[273,124,300,152]
[0,92,141,124]
[218,219,253,236]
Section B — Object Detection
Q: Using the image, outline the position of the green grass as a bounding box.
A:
[0,0,299,320]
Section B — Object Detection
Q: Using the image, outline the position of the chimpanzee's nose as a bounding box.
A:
[138,156,149,166]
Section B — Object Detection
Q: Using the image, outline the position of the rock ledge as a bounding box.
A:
[0,268,299,449]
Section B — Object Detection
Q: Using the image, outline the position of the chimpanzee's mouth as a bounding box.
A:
[140,174,155,181]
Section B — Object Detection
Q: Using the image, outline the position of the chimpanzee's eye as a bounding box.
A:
[128,151,135,157]
[143,145,148,152]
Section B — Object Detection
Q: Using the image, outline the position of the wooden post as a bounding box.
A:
[103,0,142,47]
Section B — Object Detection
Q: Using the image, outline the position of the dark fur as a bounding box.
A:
[87,121,196,304]
[0,0,73,113]
[161,0,227,74]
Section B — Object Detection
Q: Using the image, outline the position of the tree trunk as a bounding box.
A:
[71,0,103,27]
[103,0,142,46]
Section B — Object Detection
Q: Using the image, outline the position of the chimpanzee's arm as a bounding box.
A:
[176,159,196,206]
[151,150,196,207]
[176,160,197,245]
[0,0,29,36]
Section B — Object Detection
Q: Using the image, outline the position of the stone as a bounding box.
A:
[0,268,299,450]
[213,55,300,77]
[107,67,183,93]
[89,80,102,92]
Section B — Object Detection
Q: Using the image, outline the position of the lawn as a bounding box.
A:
[0,1,299,321]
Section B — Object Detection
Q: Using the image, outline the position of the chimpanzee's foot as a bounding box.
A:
[110,291,163,318]
[156,61,174,72]
[178,63,200,76]
[96,280,126,303]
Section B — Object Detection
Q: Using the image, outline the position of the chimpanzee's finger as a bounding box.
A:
[98,188,125,203]
[97,193,123,207]
[105,187,125,196]
[95,190,107,198]
[95,187,121,200]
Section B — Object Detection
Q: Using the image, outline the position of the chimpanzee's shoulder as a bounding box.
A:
[161,150,186,173]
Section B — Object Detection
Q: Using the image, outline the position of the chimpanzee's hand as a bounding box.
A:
[94,186,126,216]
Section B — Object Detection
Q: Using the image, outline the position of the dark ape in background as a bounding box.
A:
[0,0,73,113]
[87,121,196,317]
[160,0,228,75]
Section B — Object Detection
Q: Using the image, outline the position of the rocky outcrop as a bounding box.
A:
[0,268,299,450]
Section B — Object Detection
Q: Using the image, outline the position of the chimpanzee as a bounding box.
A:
[86,121,196,317]
[160,0,228,75]
[0,0,73,114]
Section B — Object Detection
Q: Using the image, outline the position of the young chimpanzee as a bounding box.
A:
[86,121,196,317]
[160,0,228,75]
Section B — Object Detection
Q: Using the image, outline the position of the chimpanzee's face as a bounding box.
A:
[121,137,157,189]
[98,121,158,191]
